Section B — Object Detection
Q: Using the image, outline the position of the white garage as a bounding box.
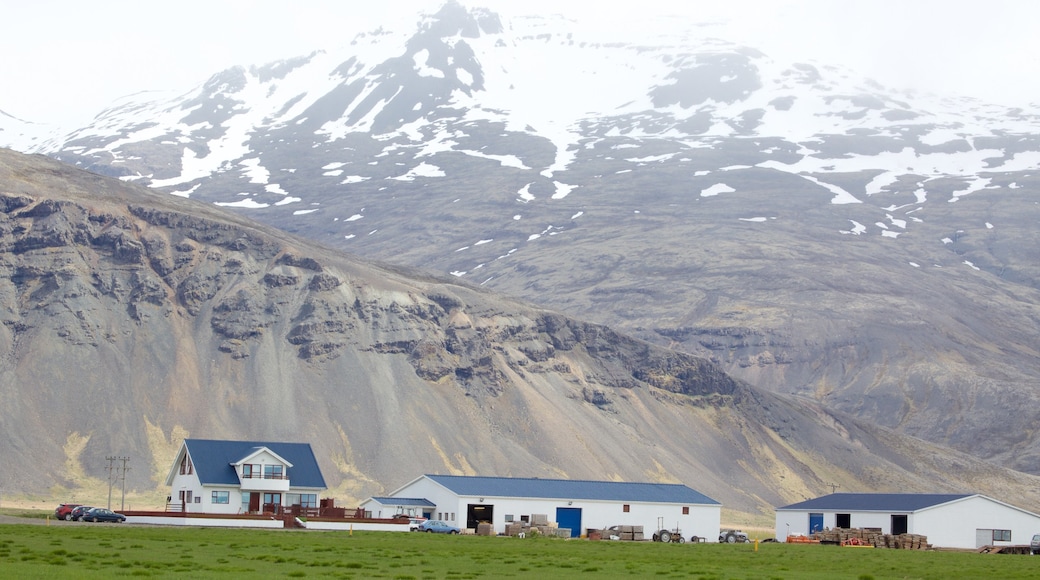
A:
[775,493,1040,549]
[379,474,721,540]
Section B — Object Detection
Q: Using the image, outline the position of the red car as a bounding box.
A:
[54,503,82,521]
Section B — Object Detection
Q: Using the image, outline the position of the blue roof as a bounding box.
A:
[777,493,973,512]
[424,475,719,505]
[184,439,326,489]
[370,497,436,507]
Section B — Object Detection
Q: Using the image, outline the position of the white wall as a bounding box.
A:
[915,496,1040,549]
[775,496,1040,549]
[303,520,411,532]
[776,510,898,539]
[126,515,284,528]
[167,471,203,513]
[393,478,721,540]
[199,486,241,515]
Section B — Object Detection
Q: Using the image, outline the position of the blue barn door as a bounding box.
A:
[809,513,824,534]
[555,507,582,538]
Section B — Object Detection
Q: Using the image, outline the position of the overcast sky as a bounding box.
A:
[3,0,1038,129]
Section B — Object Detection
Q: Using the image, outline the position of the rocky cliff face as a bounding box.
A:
[3,148,1040,515]
[34,3,1040,480]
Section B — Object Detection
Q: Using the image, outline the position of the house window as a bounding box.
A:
[287,493,317,508]
[179,455,193,475]
[241,493,250,513]
[212,491,230,504]
[450,513,455,521]
[195,496,201,503]
[263,493,282,510]
[179,490,193,503]
[263,464,284,479]
[993,530,1012,542]
[682,506,690,515]
[623,504,630,513]
[242,464,260,479]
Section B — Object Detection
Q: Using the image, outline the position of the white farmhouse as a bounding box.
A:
[378,474,721,540]
[164,439,326,515]
[775,493,1040,549]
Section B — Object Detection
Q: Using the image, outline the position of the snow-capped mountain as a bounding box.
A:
[0,108,62,152]
[38,2,1040,476]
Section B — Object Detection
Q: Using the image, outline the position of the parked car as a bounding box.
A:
[82,507,126,523]
[54,503,81,521]
[417,519,460,534]
[69,505,95,521]
[408,517,428,532]
[1030,533,1040,555]
[719,529,751,543]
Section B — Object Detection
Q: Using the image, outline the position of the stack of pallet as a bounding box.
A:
[811,528,929,549]
[592,525,643,541]
[883,533,929,549]
[504,514,562,537]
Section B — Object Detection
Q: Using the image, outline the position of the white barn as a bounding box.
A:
[380,474,721,540]
[775,493,1040,549]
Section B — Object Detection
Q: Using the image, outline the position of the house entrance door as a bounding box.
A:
[249,493,261,514]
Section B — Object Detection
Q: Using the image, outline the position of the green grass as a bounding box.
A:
[1,524,1038,579]
[0,507,51,519]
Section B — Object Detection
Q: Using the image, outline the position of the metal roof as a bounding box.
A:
[777,493,974,512]
[183,439,326,489]
[424,475,720,505]
[369,497,437,507]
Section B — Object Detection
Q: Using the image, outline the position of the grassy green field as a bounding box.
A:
[2,522,1039,579]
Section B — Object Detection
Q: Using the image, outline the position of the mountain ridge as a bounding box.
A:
[4,146,1040,516]
[5,2,1040,500]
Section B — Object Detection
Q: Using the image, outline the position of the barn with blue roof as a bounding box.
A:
[380,474,721,540]
[164,439,326,516]
[775,492,1040,549]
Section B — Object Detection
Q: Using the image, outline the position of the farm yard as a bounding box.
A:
[1,513,1039,579]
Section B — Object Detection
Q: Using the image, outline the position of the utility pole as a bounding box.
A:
[106,456,130,510]
[827,483,840,494]
[119,456,130,511]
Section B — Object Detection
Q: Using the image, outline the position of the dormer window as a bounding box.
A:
[264,465,284,479]
[242,464,260,479]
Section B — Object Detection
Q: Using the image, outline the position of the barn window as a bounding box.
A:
[836,513,851,528]
[505,514,514,522]
[623,504,630,513]
[682,506,690,515]
[993,530,1012,542]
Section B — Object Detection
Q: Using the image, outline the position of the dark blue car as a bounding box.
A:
[416,520,460,534]
[82,507,126,523]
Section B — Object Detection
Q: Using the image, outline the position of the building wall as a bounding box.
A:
[202,486,242,515]
[394,477,721,540]
[776,509,895,538]
[360,499,431,519]
[167,471,203,513]
[914,497,1040,549]
[775,497,1040,549]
